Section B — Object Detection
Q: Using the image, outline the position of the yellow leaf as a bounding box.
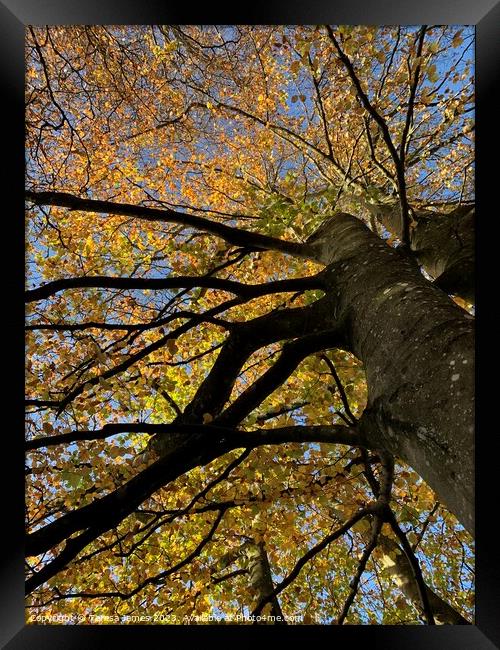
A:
[427,64,438,83]
[109,446,122,458]
[202,413,213,424]
[395,596,407,610]
[166,339,178,354]
[262,603,273,616]
[452,30,463,48]
[353,518,371,534]
[98,376,111,389]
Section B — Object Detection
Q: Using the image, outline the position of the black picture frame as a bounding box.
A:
[3,1,498,647]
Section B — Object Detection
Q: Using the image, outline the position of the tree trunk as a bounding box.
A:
[215,539,286,624]
[328,506,469,624]
[368,201,475,302]
[306,213,474,535]
[377,534,469,625]
[244,541,286,624]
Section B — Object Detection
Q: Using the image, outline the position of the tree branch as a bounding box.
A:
[26,190,312,258]
[385,508,435,625]
[337,514,383,624]
[26,273,323,303]
[319,353,357,424]
[325,26,412,247]
[49,302,242,414]
[27,510,224,597]
[251,502,383,617]
[399,26,427,164]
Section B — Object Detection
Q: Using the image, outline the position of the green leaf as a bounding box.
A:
[60,471,83,489]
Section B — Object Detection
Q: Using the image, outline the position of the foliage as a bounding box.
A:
[25,25,474,625]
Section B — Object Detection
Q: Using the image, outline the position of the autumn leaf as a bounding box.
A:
[25,24,474,627]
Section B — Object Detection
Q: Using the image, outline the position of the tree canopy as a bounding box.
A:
[25,25,474,625]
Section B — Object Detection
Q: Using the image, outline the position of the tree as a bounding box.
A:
[25,25,474,625]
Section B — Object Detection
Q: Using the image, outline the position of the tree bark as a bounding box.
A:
[215,539,286,624]
[306,213,474,535]
[328,506,469,624]
[368,201,475,302]
[244,541,286,624]
[377,535,469,625]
